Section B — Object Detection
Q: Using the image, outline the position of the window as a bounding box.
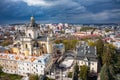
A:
[92,68,94,72]
[92,62,94,65]
[38,33,39,37]
[29,33,31,37]
[25,44,28,48]
[81,61,83,64]
[36,69,38,72]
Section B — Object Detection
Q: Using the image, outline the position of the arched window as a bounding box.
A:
[34,42,39,47]
[29,33,31,37]
[25,44,28,48]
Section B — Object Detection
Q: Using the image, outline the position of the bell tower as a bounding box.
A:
[30,16,35,27]
[25,16,40,39]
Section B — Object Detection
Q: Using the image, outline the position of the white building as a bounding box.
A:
[0,53,53,76]
[76,41,98,73]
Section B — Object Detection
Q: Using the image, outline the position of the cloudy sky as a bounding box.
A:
[0,0,120,24]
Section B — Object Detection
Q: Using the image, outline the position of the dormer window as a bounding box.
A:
[38,60,41,63]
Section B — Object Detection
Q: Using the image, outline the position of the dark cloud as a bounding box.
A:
[0,0,120,24]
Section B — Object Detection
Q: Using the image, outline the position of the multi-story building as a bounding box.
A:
[12,16,53,56]
[76,41,98,73]
[0,53,52,76]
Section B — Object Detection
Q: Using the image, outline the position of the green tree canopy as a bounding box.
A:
[80,27,96,31]
[102,44,116,65]
[95,39,104,57]
[0,66,3,73]
[54,39,78,51]
[29,74,38,80]
[79,65,88,80]
[87,40,96,47]
[100,64,115,80]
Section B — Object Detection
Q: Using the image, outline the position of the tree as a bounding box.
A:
[105,28,112,32]
[54,39,62,44]
[80,27,96,32]
[79,65,88,80]
[68,72,73,78]
[95,39,104,57]
[116,54,120,68]
[74,62,79,74]
[100,64,115,80]
[87,41,95,47]
[29,74,38,80]
[43,76,55,80]
[54,39,78,51]
[102,44,116,65]
[95,39,104,67]
[0,66,3,73]
[73,62,79,80]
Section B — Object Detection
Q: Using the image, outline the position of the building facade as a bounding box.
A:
[0,53,52,76]
[12,16,53,56]
[76,41,98,73]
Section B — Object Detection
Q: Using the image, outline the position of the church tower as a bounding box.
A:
[47,37,51,53]
[25,16,40,39]
[30,16,35,27]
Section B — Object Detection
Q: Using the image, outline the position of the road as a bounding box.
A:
[47,51,75,80]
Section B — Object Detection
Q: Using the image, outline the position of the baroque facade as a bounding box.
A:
[12,16,53,56]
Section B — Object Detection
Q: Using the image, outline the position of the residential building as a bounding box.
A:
[76,41,98,73]
[0,53,52,76]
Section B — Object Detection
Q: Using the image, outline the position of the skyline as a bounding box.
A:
[0,0,120,24]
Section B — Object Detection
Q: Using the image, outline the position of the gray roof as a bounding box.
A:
[37,36,47,41]
[76,42,97,61]
[0,46,9,51]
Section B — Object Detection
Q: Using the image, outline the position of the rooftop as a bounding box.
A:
[76,41,97,61]
[0,53,52,65]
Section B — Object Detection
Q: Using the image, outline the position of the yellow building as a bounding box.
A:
[12,16,53,56]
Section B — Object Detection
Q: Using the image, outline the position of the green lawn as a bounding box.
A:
[0,72,22,80]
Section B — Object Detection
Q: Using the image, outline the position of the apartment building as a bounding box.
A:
[0,53,52,76]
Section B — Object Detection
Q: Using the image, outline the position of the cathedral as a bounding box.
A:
[12,16,53,56]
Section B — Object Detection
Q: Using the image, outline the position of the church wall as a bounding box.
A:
[12,48,19,54]
[24,50,29,56]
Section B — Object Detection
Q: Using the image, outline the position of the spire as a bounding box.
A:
[30,16,35,26]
